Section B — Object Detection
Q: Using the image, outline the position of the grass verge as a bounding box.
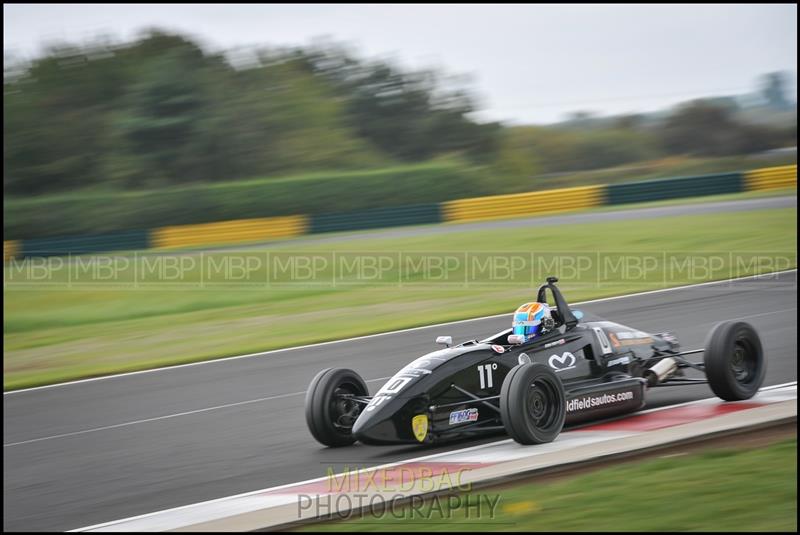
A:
[4,206,796,390]
[299,438,798,532]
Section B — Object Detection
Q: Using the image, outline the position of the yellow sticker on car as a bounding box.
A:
[412,414,428,442]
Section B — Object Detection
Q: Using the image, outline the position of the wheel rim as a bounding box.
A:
[731,336,758,385]
[526,378,560,429]
[330,381,363,432]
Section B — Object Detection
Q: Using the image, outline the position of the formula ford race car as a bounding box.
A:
[305,277,766,447]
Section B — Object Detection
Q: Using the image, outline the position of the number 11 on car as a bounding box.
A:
[478,363,497,389]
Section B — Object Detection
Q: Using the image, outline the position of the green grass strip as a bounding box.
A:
[301,438,797,532]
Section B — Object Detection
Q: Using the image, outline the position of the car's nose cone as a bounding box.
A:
[352,408,407,445]
[352,410,384,444]
[351,411,368,438]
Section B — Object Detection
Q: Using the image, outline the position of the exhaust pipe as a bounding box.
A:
[645,357,678,386]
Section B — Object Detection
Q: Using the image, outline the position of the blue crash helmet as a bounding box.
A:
[512,302,552,342]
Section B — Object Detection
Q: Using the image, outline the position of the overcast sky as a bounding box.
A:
[4,4,797,124]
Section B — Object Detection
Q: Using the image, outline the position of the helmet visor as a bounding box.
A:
[512,312,540,338]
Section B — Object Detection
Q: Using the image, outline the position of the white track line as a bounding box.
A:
[70,382,797,533]
[6,268,796,396]
[696,307,797,327]
[3,376,390,448]
[757,381,799,391]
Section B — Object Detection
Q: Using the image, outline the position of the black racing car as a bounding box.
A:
[305,276,765,447]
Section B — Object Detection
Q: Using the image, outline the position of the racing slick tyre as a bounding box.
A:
[703,321,765,401]
[500,363,566,445]
[305,368,369,447]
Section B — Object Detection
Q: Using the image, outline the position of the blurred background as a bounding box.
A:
[2,4,797,391]
[2,3,797,389]
[3,4,797,239]
[3,6,797,532]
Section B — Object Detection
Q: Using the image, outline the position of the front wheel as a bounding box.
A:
[500,363,566,445]
[704,321,765,401]
[305,368,369,447]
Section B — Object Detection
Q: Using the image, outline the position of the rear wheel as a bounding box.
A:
[500,363,566,445]
[704,321,765,401]
[305,368,369,447]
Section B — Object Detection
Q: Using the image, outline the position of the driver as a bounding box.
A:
[512,302,553,342]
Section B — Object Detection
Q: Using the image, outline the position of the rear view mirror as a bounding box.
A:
[436,336,453,347]
[508,334,525,345]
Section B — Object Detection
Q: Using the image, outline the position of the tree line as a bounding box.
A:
[4,30,795,197]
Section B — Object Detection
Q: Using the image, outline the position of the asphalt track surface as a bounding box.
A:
[3,270,797,531]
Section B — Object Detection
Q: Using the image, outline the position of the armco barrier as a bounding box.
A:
[442,184,604,223]
[4,240,19,262]
[151,215,308,249]
[607,172,743,205]
[20,230,150,258]
[10,165,797,258]
[3,163,484,241]
[745,164,797,191]
[309,204,441,234]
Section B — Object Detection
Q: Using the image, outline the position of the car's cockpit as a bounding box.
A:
[472,276,582,348]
